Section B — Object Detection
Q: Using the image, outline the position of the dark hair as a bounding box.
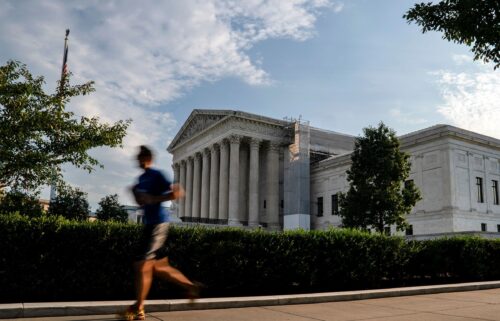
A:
[137,145,153,160]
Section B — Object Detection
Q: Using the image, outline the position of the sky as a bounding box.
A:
[0,0,498,209]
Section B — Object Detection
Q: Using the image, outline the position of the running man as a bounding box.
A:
[121,145,199,321]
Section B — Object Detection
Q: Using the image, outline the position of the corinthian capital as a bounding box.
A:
[210,143,220,153]
[267,142,281,152]
[219,139,229,151]
[249,138,262,149]
[229,134,242,144]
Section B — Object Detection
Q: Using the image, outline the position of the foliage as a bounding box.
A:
[404,0,500,69]
[2,215,500,303]
[0,214,139,302]
[339,123,421,233]
[0,60,130,190]
[96,194,128,222]
[48,184,90,221]
[0,190,44,217]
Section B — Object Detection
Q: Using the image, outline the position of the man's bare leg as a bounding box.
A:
[153,257,199,298]
[153,257,193,286]
[134,260,155,310]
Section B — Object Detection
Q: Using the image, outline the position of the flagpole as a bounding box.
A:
[50,28,70,202]
[59,29,70,94]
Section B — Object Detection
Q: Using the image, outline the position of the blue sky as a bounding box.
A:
[0,0,498,208]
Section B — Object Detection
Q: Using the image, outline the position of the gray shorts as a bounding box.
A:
[136,223,170,261]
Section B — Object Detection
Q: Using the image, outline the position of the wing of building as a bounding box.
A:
[168,109,500,237]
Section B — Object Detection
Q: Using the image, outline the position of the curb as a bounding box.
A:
[2,280,500,319]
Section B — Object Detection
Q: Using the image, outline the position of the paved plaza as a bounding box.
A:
[8,288,500,321]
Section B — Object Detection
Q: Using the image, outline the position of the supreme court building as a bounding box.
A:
[168,109,500,237]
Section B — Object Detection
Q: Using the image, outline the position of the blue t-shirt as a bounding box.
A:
[135,168,171,225]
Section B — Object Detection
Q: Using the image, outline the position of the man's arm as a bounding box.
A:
[139,184,185,205]
[131,185,145,206]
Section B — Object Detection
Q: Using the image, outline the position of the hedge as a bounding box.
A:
[2,213,500,303]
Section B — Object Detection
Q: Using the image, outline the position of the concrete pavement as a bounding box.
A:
[4,282,500,321]
[7,287,500,321]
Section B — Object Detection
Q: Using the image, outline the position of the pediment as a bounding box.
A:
[179,114,225,143]
[168,109,290,152]
[168,111,227,151]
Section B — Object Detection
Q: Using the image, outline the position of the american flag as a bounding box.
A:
[61,29,69,79]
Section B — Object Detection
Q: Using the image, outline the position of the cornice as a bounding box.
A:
[400,124,500,151]
[311,153,352,172]
[169,110,291,153]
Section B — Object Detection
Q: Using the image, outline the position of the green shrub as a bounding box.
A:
[2,214,500,303]
[48,185,90,221]
[0,214,140,302]
[0,191,44,217]
[95,194,128,222]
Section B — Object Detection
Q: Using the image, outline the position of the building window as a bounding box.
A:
[481,223,487,232]
[263,200,266,209]
[497,225,500,233]
[280,200,284,209]
[405,225,413,236]
[317,197,324,217]
[476,177,484,203]
[493,180,499,205]
[331,194,339,215]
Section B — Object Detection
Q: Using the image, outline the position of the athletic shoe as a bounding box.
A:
[185,281,204,301]
[118,305,145,321]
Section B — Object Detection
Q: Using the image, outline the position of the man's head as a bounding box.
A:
[137,145,153,169]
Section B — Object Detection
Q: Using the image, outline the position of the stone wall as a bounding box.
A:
[311,125,500,235]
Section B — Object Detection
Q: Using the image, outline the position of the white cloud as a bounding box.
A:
[0,0,334,207]
[389,107,428,125]
[452,54,472,65]
[331,2,344,13]
[433,63,500,139]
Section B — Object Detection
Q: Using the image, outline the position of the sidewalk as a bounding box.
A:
[3,281,500,320]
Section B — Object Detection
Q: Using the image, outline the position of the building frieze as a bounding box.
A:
[172,115,291,162]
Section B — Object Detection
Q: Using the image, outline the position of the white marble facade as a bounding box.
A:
[169,110,500,236]
[168,110,289,230]
[310,125,500,236]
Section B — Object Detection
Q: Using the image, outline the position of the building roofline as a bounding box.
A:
[309,126,356,138]
[167,109,291,152]
[400,124,500,149]
[313,124,500,170]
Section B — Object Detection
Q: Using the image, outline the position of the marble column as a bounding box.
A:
[228,135,241,226]
[266,142,280,230]
[192,152,202,220]
[248,138,261,227]
[200,148,211,222]
[218,140,229,222]
[179,160,186,218]
[239,144,249,223]
[184,156,193,219]
[173,163,180,183]
[173,163,180,217]
[209,144,220,223]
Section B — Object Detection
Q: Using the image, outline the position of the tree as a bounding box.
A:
[0,190,44,217]
[48,184,90,221]
[0,60,130,190]
[404,0,500,69]
[95,194,128,222]
[339,123,421,233]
